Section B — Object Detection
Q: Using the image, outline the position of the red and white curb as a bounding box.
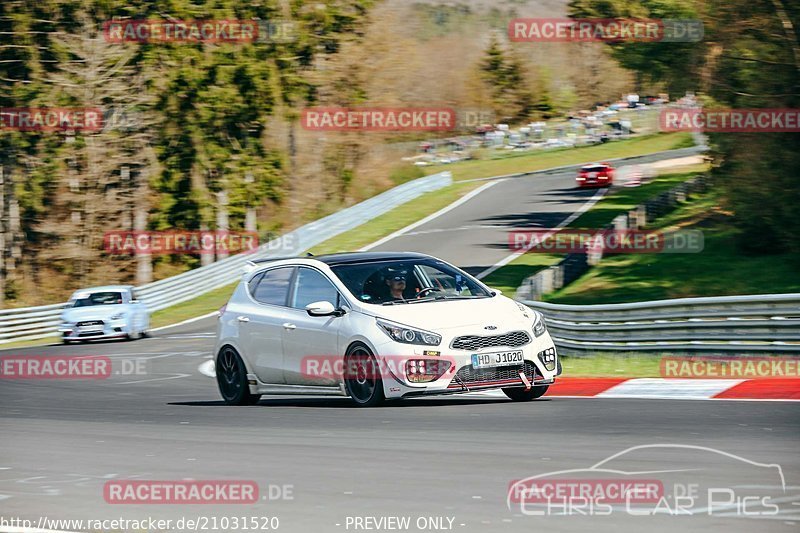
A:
[542,377,800,401]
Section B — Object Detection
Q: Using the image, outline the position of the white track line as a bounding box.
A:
[150,311,218,333]
[360,180,501,251]
[475,186,609,279]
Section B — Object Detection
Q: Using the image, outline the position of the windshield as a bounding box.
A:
[69,292,124,307]
[331,259,491,305]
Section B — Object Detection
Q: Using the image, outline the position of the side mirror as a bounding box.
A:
[305,301,339,317]
[490,288,503,296]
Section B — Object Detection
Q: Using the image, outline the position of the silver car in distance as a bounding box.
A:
[214,252,560,407]
[60,285,150,343]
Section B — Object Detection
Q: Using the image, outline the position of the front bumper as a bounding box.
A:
[59,320,130,341]
[375,331,559,399]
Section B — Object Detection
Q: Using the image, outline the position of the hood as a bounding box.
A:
[362,295,533,332]
[62,305,126,322]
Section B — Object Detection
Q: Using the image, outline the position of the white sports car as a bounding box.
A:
[59,285,150,343]
[214,252,560,406]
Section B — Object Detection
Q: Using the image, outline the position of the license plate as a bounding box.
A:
[472,350,524,369]
[79,326,103,334]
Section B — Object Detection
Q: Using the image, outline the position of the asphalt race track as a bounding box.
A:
[2,152,799,533]
[369,148,703,276]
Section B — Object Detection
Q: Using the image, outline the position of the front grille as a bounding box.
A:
[449,361,541,388]
[451,330,531,351]
[77,320,104,327]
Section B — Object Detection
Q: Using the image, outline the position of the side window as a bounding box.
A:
[291,268,340,310]
[251,267,294,306]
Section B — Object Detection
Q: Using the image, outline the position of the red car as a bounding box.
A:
[576,162,614,188]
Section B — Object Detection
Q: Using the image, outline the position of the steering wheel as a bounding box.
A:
[416,287,441,298]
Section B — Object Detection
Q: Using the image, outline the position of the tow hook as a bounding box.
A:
[518,370,532,391]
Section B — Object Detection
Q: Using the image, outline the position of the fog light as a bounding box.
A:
[537,347,557,371]
[406,358,451,383]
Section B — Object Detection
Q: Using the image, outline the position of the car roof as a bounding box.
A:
[71,285,134,294]
[312,251,431,266]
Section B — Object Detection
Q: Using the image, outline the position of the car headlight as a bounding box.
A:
[110,313,126,321]
[377,319,441,346]
[533,312,547,337]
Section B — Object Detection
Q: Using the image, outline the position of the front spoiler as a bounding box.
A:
[402,378,555,398]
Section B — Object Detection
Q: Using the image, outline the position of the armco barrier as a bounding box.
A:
[0,171,452,344]
[521,293,800,354]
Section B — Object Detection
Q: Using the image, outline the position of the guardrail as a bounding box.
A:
[521,293,800,353]
[0,171,452,345]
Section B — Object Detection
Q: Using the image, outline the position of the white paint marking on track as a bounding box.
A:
[597,378,745,399]
[475,186,609,279]
[150,311,219,333]
[117,373,192,385]
[360,180,501,251]
[198,359,216,378]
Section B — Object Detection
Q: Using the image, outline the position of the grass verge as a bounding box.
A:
[561,354,663,377]
[434,132,693,181]
[308,181,484,255]
[545,191,800,304]
[149,282,237,329]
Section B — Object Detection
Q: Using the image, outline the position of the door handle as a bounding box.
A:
[237,316,250,323]
[282,322,297,330]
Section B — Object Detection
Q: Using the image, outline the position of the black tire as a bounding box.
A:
[62,338,72,345]
[503,385,549,402]
[216,346,261,405]
[343,344,385,407]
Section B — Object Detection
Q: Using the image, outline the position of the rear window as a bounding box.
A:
[582,165,607,172]
[249,267,294,306]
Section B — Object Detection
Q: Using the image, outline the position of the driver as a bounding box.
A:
[383,267,408,301]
